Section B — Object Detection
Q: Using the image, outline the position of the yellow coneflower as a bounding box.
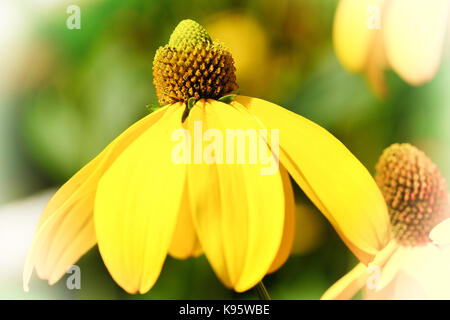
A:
[322,143,450,300]
[23,19,390,295]
[333,0,450,95]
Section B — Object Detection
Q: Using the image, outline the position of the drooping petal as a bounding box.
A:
[365,269,428,299]
[398,245,450,295]
[373,244,406,291]
[186,100,285,292]
[234,96,391,264]
[383,0,450,85]
[23,106,170,292]
[365,244,450,299]
[94,104,186,294]
[268,166,295,273]
[168,184,202,259]
[333,0,385,73]
[430,218,450,246]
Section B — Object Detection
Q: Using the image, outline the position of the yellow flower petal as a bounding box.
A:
[168,184,202,259]
[186,100,285,292]
[23,106,169,292]
[383,0,450,85]
[373,243,405,292]
[365,31,388,98]
[333,0,385,73]
[94,104,186,294]
[234,96,391,264]
[268,166,295,273]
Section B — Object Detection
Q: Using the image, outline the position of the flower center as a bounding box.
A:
[375,143,450,246]
[152,19,238,106]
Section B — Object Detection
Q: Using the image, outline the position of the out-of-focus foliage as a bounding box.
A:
[1,0,448,299]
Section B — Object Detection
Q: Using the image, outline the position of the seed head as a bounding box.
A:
[153,19,238,105]
[375,143,449,246]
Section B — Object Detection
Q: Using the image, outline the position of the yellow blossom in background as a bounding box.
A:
[23,19,390,295]
[322,143,450,300]
[291,203,325,256]
[333,0,450,96]
[206,12,270,95]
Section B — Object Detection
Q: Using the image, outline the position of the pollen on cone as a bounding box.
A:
[375,143,450,245]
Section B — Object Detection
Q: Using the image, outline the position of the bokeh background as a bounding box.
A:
[1,0,449,299]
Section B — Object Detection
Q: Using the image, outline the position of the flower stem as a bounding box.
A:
[254,281,271,300]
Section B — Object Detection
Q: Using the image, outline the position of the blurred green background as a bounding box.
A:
[0,0,449,299]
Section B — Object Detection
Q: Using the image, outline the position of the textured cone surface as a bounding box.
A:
[153,19,238,105]
[375,143,450,246]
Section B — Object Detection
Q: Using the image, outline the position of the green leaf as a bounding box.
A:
[146,104,162,113]
[218,93,237,104]
[187,97,197,110]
